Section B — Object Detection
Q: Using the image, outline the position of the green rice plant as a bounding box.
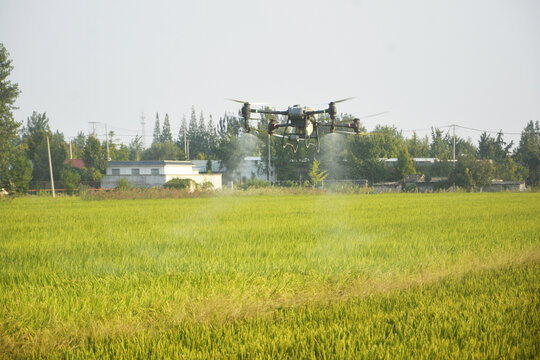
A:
[0,193,538,358]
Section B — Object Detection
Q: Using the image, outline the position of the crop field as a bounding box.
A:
[1,193,539,358]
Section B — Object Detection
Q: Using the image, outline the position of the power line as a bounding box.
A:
[453,125,522,136]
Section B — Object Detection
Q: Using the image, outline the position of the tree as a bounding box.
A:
[129,135,143,161]
[161,114,172,142]
[395,147,416,179]
[188,106,199,158]
[21,113,67,183]
[198,110,208,157]
[514,121,540,187]
[83,135,105,173]
[60,167,81,195]
[71,132,86,159]
[7,150,32,194]
[141,142,184,160]
[153,113,161,144]
[110,144,129,161]
[309,160,328,188]
[430,128,451,159]
[176,114,188,158]
[0,43,21,190]
[406,132,430,158]
[206,115,218,158]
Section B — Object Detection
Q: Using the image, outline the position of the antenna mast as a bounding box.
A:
[140,112,146,149]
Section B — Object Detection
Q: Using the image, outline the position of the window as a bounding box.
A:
[112,169,120,175]
[131,168,140,175]
[151,168,159,175]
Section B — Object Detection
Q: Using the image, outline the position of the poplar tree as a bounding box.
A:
[161,113,172,142]
[153,113,161,144]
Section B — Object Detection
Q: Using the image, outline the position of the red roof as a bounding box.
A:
[64,158,85,169]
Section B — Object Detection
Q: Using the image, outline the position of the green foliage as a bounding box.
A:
[153,112,161,144]
[60,167,81,195]
[21,112,67,183]
[81,167,103,183]
[163,178,193,190]
[238,178,270,190]
[450,156,496,191]
[141,141,184,160]
[430,128,452,159]
[201,181,214,190]
[308,160,328,188]
[395,147,416,179]
[128,135,143,161]
[161,114,173,142]
[0,194,538,358]
[0,44,21,190]
[7,152,33,194]
[110,144,130,161]
[83,135,105,173]
[514,120,540,187]
[116,178,131,192]
[478,132,512,161]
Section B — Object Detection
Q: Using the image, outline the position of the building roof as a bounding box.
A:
[107,160,194,167]
[64,158,85,169]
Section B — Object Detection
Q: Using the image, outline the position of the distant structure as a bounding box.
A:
[101,161,222,189]
[63,159,85,170]
[191,156,276,183]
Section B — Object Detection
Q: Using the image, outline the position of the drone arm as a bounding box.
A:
[305,109,327,116]
[250,109,287,115]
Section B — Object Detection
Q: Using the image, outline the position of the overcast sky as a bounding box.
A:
[1,0,539,145]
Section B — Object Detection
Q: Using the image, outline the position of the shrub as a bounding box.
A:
[116,178,131,192]
[240,178,270,190]
[164,178,193,190]
[201,181,214,190]
[60,167,81,195]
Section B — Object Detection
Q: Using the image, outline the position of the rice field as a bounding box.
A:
[1,193,539,358]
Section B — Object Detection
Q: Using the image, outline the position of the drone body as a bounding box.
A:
[227,98,386,152]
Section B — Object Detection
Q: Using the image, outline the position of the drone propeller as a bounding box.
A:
[226,98,247,104]
[332,97,355,104]
[335,111,389,124]
[334,130,384,136]
[225,98,267,106]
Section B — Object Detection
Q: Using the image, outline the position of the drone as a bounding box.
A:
[227,98,387,152]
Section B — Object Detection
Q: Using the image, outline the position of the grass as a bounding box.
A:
[0,193,539,358]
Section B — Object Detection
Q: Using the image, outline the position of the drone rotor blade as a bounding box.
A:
[333,97,355,104]
[335,111,389,124]
[334,130,383,136]
[225,98,248,104]
[359,111,390,119]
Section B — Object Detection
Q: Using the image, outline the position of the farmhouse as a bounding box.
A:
[101,161,222,189]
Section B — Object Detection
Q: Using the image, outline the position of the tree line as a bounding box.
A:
[1,43,539,193]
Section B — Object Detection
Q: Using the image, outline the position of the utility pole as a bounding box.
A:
[89,122,99,137]
[69,139,73,159]
[105,123,110,161]
[184,127,187,157]
[267,134,271,182]
[453,124,456,168]
[140,112,146,149]
[46,136,55,198]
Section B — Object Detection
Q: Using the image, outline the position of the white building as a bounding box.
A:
[101,161,222,189]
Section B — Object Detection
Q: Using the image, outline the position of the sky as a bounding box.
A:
[1,0,539,146]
